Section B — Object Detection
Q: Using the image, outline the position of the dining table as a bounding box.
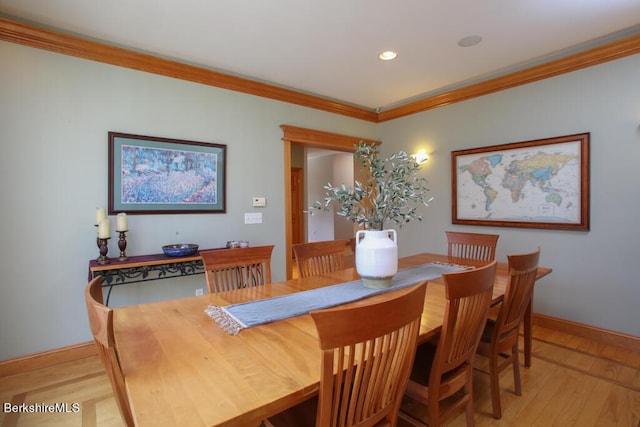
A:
[114,252,551,427]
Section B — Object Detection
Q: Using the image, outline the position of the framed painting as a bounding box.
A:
[108,132,226,214]
[451,133,589,230]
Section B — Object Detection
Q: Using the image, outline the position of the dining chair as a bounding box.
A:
[475,247,541,419]
[400,261,497,427]
[445,231,500,261]
[292,239,347,278]
[201,245,274,293]
[84,276,134,427]
[265,281,428,427]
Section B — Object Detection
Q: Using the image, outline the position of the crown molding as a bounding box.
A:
[0,17,378,122]
[1,16,638,124]
[378,33,640,122]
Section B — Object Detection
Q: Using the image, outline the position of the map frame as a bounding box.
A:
[451,133,590,231]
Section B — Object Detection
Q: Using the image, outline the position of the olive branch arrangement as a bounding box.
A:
[307,141,433,230]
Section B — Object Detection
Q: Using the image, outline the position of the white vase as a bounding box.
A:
[355,229,398,289]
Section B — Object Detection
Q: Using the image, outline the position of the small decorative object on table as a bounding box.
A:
[162,244,199,257]
[94,207,107,260]
[115,213,129,261]
[307,141,432,288]
[96,216,111,265]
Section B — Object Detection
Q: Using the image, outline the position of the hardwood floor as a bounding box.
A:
[1,325,639,426]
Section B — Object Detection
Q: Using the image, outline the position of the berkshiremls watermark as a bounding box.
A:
[4,402,80,414]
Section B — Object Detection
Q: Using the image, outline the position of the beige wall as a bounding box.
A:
[377,54,640,336]
[0,41,376,360]
[1,38,638,360]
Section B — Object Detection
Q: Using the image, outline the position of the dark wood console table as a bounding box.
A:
[88,248,223,305]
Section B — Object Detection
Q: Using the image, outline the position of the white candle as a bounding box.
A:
[95,207,107,225]
[116,213,128,232]
[98,218,110,239]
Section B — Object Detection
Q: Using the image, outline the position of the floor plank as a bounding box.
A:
[398,325,640,427]
[1,324,639,426]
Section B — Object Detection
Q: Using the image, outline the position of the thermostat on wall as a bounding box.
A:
[252,197,266,207]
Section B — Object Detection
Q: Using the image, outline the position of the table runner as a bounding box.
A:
[205,262,468,335]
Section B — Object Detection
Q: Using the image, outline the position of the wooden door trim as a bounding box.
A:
[290,167,304,253]
[281,125,379,279]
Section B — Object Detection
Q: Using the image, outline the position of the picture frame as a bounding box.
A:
[451,133,589,230]
[108,132,226,214]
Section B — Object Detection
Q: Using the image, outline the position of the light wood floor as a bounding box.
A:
[1,325,639,426]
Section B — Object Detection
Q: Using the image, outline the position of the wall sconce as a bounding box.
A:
[411,151,429,164]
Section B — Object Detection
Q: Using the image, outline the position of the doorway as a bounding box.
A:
[282,125,379,279]
[305,148,355,243]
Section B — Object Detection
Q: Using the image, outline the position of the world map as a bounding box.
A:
[456,141,582,223]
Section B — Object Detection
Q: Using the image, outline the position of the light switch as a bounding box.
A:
[244,213,263,224]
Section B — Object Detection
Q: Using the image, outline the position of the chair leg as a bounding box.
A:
[428,398,441,427]
[465,383,475,427]
[512,344,522,396]
[489,355,502,419]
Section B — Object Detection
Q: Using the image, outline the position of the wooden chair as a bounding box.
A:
[400,261,497,427]
[292,239,347,278]
[476,247,541,419]
[84,277,134,427]
[201,245,274,293]
[265,282,427,427]
[445,231,500,261]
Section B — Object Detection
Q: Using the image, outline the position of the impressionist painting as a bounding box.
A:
[108,132,226,214]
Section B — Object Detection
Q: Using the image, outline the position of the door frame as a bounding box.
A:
[281,124,379,279]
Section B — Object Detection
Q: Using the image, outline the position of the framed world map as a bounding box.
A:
[451,133,590,230]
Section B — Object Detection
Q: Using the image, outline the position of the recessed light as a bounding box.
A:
[457,35,482,47]
[378,51,398,61]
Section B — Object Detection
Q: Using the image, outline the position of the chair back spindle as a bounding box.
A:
[293,240,347,278]
[446,231,499,261]
[201,245,274,293]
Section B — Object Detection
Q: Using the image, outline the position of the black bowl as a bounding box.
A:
[162,244,199,257]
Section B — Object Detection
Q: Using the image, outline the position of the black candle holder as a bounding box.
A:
[97,237,111,265]
[118,230,129,261]
[95,225,101,261]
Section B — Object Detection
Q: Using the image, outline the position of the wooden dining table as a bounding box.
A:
[114,252,551,427]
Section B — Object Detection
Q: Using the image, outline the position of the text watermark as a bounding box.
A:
[3,402,80,413]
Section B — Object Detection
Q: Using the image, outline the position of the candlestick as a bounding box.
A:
[95,207,107,225]
[118,230,129,261]
[98,218,110,239]
[116,212,128,232]
[95,225,101,260]
[97,237,111,265]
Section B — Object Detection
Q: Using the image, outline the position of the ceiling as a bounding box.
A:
[1,0,639,111]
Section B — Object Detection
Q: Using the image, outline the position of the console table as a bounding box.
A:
[88,248,222,305]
